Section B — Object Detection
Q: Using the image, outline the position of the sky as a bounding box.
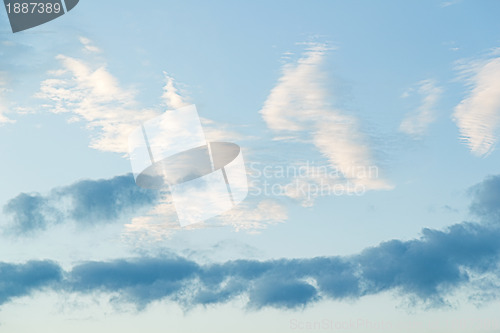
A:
[1,0,500,332]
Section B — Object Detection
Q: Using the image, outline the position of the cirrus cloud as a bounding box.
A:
[259,43,392,205]
[453,52,500,157]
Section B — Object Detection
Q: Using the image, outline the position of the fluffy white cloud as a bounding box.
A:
[260,43,392,202]
[399,79,442,136]
[453,55,500,157]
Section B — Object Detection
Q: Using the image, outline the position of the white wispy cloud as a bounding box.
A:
[160,72,244,144]
[0,76,10,124]
[399,79,442,137]
[440,0,461,8]
[127,69,281,237]
[200,117,244,143]
[79,37,101,53]
[260,43,392,202]
[0,74,15,125]
[37,42,244,156]
[123,192,287,243]
[36,39,158,154]
[216,199,287,232]
[453,53,500,157]
[161,72,190,110]
[35,37,284,237]
[122,192,187,243]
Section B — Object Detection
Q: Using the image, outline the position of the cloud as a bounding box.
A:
[468,174,500,224]
[260,43,332,132]
[36,48,158,154]
[61,256,357,309]
[4,172,286,239]
[357,223,499,302]
[440,0,461,7]
[0,73,15,124]
[112,222,500,309]
[3,193,59,234]
[67,256,200,308]
[0,260,62,306]
[2,224,500,310]
[79,37,101,53]
[200,117,244,143]
[259,43,392,203]
[122,196,287,244]
[3,174,159,235]
[161,72,190,110]
[216,200,287,232]
[399,79,442,136]
[36,41,245,157]
[122,192,199,243]
[453,54,500,156]
[60,223,500,309]
[159,73,243,143]
[2,174,500,310]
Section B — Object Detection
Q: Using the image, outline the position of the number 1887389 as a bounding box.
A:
[5,2,62,14]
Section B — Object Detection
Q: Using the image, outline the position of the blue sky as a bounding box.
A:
[2,0,500,332]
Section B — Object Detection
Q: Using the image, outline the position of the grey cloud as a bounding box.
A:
[0,260,62,306]
[469,175,500,223]
[1,222,500,310]
[357,223,500,303]
[62,221,500,309]
[3,193,57,235]
[1,175,500,310]
[3,173,159,235]
[57,174,500,308]
[248,276,318,309]
[67,256,200,308]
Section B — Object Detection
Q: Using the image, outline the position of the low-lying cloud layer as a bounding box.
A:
[2,175,500,310]
[1,223,499,310]
[0,260,62,306]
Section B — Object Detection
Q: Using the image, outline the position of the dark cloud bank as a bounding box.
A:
[1,175,500,310]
